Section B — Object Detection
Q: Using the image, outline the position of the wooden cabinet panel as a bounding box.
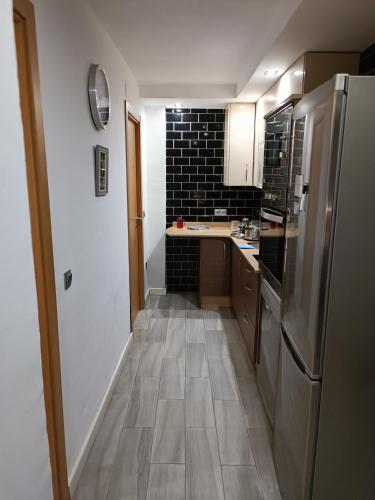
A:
[243,286,258,322]
[303,52,359,94]
[230,241,242,318]
[239,311,256,361]
[242,262,259,321]
[230,243,260,363]
[200,238,231,298]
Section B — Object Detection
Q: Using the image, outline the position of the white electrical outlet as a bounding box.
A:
[214,208,227,216]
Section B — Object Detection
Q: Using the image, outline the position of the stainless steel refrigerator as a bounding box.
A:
[274,75,375,500]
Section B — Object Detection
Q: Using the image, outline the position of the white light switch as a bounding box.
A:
[214,209,227,216]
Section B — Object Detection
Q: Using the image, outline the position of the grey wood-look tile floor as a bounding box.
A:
[73,293,282,500]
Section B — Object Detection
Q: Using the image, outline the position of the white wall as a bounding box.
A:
[32,0,141,481]
[143,107,166,291]
[0,1,53,499]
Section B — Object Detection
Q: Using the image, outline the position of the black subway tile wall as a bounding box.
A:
[166,237,200,291]
[165,108,261,291]
[360,42,375,75]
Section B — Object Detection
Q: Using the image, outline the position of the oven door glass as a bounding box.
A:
[259,207,285,287]
[259,104,293,289]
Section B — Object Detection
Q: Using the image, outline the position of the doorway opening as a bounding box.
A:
[125,103,145,328]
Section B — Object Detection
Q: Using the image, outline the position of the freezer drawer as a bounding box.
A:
[257,278,281,426]
[274,335,320,500]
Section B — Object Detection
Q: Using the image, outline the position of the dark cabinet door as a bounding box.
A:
[242,262,259,321]
[230,243,260,363]
[200,238,231,297]
[230,242,242,318]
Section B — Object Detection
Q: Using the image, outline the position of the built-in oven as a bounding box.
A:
[258,103,294,296]
[259,207,285,294]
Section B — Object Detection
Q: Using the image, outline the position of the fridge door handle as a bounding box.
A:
[281,325,307,375]
[260,208,284,224]
[299,184,309,212]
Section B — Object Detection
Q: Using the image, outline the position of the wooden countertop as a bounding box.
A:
[166,223,260,272]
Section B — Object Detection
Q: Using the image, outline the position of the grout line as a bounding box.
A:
[144,313,165,499]
[229,327,267,487]
[204,312,227,500]
[104,325,146,500]
[211,308,262,493]
[149,461,186,465]
[146,299,188,495]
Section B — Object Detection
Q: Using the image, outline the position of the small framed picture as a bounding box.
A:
[94,145,109,196]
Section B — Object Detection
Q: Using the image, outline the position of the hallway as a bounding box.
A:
[74,293,281,500]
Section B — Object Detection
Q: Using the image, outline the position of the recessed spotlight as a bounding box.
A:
[266,95,277,102]
[293,70,304,76]
[264,69,279,77]
[172,103,183,113]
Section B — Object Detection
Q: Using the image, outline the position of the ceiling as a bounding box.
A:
[87,0,301,90]
[239,0,375,99]
[87,0,375,104]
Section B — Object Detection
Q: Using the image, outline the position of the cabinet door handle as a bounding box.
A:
[245,266,252,273]
[243,313,249,324]
[245,163,248,183]
[245,285,253,292]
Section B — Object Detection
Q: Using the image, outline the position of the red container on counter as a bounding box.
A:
[176,217,184,229]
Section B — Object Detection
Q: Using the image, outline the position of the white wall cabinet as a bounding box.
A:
[224,103,255,186]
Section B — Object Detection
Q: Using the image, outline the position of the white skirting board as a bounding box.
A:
[149,287,167,296]
[68,332,133,494]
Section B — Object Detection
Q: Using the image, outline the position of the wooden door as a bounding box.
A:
[125,105,145,327]
[13,1,70,499]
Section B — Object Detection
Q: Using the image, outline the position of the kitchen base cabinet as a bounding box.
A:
[230,243,260,363]
[200,238,231,306]
[230,240,242,318]
[239,313,257,360]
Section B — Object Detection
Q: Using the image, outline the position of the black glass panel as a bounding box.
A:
[259,104,294,288]
[262,105,293,214]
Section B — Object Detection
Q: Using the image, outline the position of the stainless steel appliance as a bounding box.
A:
[256,277,281,426]
[257,102,296,427]
[274,75,375,500]
[258,103,294,296]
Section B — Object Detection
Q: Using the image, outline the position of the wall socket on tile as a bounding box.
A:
[214,208,227,216]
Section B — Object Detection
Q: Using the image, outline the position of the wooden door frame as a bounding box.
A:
[125,101,145,323]
[13,1,70,499]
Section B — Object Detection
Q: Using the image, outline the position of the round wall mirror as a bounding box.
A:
[88,64,111,130]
